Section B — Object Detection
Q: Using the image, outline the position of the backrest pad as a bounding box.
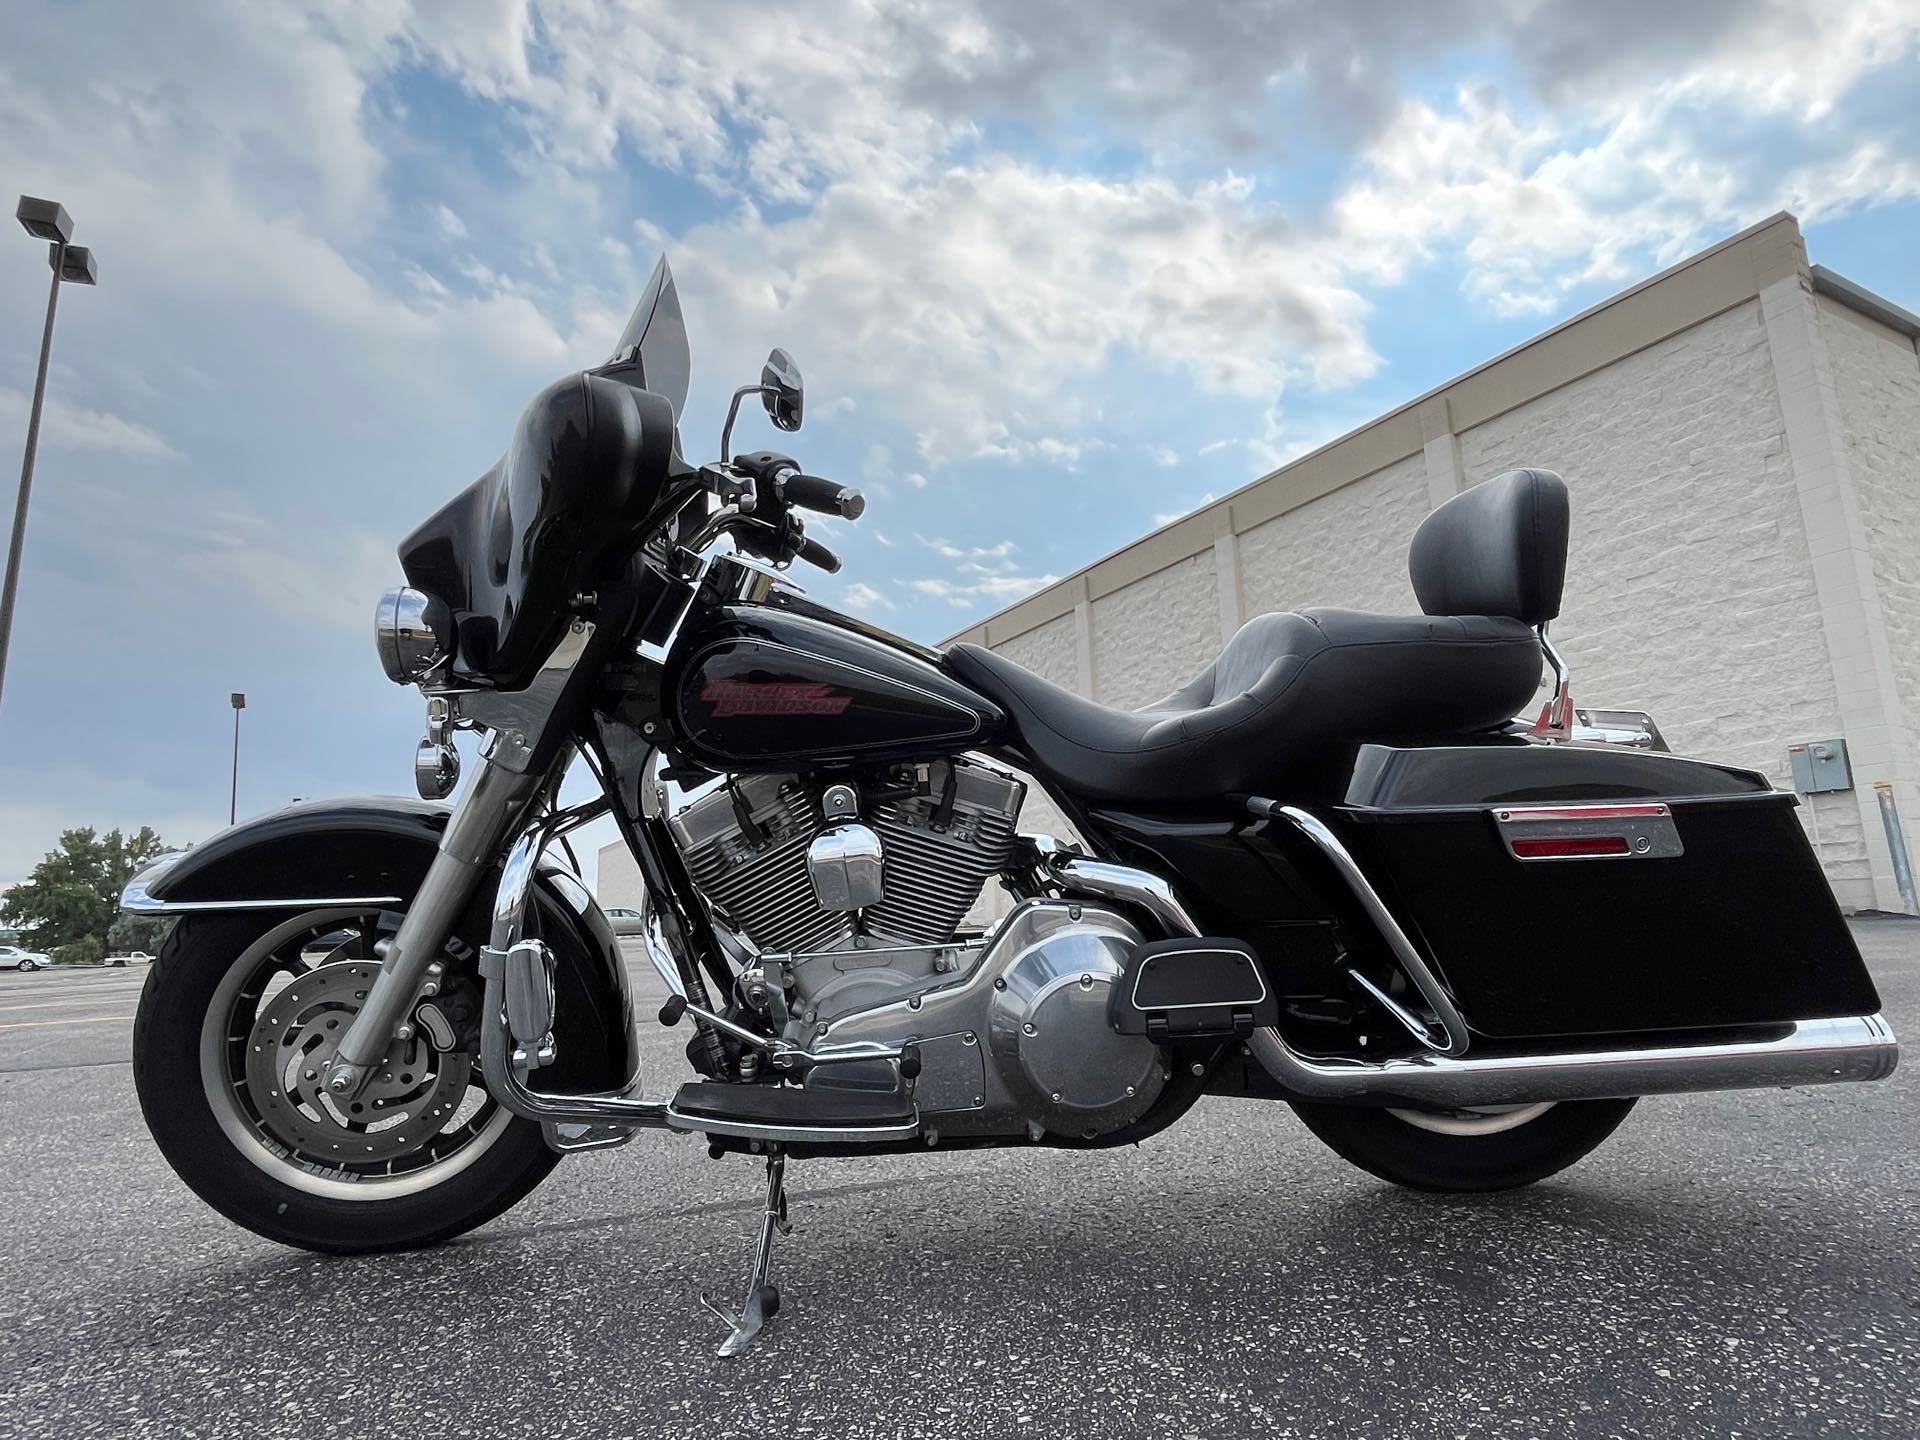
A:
[1407,467,1569,625]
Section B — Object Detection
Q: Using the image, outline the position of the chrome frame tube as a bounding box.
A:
[1052,857,1203,937]
[478,810,671,1129]
[1254,802,1470,1056]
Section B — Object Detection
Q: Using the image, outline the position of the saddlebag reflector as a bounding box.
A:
[1110,938,1281,1040]
[1335,744,1883,1040]
[1496,802,1683,861]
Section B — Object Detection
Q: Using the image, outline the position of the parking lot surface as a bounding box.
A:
[0,924,1914,1439]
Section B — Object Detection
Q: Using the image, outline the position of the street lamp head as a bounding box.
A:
[16,195,74,245]
[53,245,96,286]
[230,692,246,710]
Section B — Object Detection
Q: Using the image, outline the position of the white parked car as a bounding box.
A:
[602,906,646,937]
[0,945,52,972]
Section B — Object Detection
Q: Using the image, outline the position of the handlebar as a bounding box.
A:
[777,471,866,520]
[689,506,841,574]
[694,454,855,573]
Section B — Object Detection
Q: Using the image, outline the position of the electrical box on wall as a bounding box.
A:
[1788,739,1852,795]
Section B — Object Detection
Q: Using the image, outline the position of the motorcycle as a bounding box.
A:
[126,257,1897,1356]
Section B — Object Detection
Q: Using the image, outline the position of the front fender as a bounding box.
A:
[126,796,635,1096]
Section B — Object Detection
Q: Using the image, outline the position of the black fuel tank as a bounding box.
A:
[666,600,1005,770]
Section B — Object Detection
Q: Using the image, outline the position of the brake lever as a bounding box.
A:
[794,532,841,574]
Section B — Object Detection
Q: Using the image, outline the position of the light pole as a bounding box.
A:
[1,196,98,712]
[229,692,246,825]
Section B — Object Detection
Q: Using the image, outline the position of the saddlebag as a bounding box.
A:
[1331,742,1882,1040]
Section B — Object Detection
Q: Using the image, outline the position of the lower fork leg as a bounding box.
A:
[701,1151,793,1358]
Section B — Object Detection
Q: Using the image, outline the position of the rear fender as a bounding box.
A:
[126,797,635,1095]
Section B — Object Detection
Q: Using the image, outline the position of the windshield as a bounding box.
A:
[608,254,691,422]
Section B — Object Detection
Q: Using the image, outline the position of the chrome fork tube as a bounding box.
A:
[325,757,548,1096]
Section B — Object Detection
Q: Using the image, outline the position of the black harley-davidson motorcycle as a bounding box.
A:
[127,258,1896,1355]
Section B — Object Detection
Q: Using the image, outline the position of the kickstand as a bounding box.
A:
[700,1150,794,1358]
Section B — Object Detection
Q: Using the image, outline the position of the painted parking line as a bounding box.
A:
[0,1014,137,1031]
[0,998,140,1015]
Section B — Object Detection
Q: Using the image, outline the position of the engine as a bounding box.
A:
[668,757,1026,1017]
[669,762,1171,1142]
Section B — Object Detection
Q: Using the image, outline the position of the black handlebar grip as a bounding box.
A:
[795,533,842,574]
[779,472,866,520]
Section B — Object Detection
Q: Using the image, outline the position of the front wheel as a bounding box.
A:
[134,907,559,1254]
[1289,1097,1636,1192]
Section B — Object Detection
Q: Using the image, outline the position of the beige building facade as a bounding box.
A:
[601,213,1920,916]
[945,214,1920,914]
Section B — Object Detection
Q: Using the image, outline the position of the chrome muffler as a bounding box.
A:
[1247,1013,1898,1107]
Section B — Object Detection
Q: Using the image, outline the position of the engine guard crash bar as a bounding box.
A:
[477,804,673,1132]
[1050,804,1898,1107]
[476,810,920,1134]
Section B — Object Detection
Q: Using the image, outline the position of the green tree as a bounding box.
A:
[107,910,176,957]
[2,826,170,954]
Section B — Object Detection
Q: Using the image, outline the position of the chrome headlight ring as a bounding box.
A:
[375,586,447,685]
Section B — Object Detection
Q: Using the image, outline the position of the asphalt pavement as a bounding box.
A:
[0,924,1914,1439]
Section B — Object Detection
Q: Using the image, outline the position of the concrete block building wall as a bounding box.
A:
[947,213,1920,914]
[1453,298,1871,890]
[1820,293,1920,903]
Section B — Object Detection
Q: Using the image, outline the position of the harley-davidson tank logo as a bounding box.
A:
[701,680,854,718]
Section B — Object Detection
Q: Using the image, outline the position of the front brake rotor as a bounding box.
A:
[245,959,472,1166]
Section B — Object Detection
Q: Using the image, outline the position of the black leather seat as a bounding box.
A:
[945,469,1568,806]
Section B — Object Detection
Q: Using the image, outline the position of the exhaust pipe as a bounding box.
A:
[1246,1013,1898,1108]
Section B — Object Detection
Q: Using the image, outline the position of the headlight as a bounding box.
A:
[374,586,446,684]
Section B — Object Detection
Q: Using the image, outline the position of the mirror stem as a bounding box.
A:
[719,385,766,465]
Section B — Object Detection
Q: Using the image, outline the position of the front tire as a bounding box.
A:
[1289,1098,1636,1192]
[134,908,559,1254]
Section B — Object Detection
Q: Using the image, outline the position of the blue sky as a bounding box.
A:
[0,0,1916,885]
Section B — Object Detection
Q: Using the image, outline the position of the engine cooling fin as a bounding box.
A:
[667,760,1025,955]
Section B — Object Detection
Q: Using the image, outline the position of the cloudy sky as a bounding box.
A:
[0,0,1916,885]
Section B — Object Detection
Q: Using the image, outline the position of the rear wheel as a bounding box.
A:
[1289,1097,1636,1192]
[134,907,558,1253]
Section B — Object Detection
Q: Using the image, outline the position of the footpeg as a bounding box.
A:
[499,939,557,1070]
[702,1152,794,1358]
[667,1080,919,1144]
[1110,936,1279,1041]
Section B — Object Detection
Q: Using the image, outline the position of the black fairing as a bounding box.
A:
[399,371,678,690]
[141,799,636,1096]
[666,601,1005,769]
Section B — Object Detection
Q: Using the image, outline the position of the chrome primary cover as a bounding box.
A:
[811,900,1166,1139]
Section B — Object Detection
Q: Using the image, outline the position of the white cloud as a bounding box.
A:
[841,581,893,611]
[909,536,1058,610]
[910,572,1061,609]
[188,514,398,634]
[1152,492,1217,528]
[672,165,1377,467]
[0,388,181,462]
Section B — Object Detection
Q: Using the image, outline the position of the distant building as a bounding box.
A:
[946,213,1920,914]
